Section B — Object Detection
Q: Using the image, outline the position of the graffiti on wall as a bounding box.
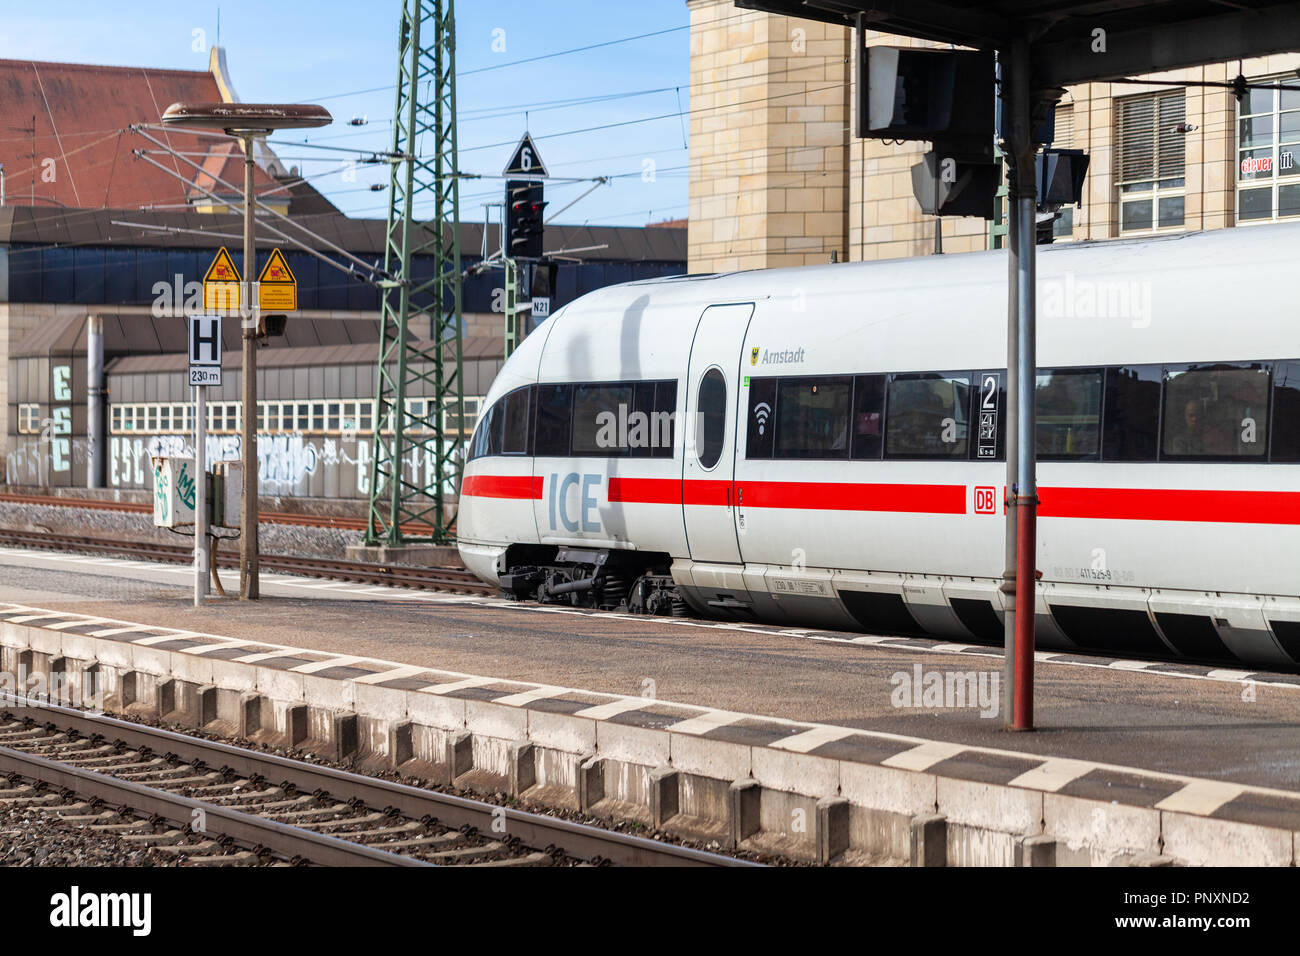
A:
[8,427,461,500]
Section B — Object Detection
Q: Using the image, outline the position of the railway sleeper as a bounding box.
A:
[52,809,122,824]
[472,851,554,867]
[217,793,312,812]
[265,801,351,821]
[121,829,190,847]
[87,820,154,833]
[344,820,426,842]
[375,830,472,852]
[296,811,392,832]
[417,842,515,864]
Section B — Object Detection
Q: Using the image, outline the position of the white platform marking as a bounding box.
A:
[232,649,309,664]
[573,697,653,720]
[494,685,570,707]
[190,639,260,656]
[882,740,967,772]
[1109,659,1156,671]
[133,631,203,646]
[291,655,367,674]
[664,710,744,735]
[770,724,856,753]
[424,675,498,695]
[44,617,110,630]
[1155,780,1247,815]
[351,664,430,685]
[1206,669,1254,681]
[1008,758,1096,792]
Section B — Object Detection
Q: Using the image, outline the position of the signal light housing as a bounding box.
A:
[259,314,287,338]
[505,179,546,260]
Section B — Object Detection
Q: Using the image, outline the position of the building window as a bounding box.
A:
[1236,77,1300,223]
[18,404,41,434]
[1116,91,1186,233]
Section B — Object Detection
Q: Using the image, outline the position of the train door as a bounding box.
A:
[682,303,753,565]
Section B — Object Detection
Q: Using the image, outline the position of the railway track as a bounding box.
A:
[0,695,754,867]
[0,527,493,595]
[0,491,439,536]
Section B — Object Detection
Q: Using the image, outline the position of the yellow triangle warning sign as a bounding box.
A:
[203,246,241,312]
[258,247,297,312]
[203,246,241,283]
[258,247,296,285]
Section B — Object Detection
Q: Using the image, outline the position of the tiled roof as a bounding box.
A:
[0,57,288,210]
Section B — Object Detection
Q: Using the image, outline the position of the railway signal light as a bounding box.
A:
[858,46,995,161]
[1037,148,1090,207]
[910,152,1000,218]
[259,314,288,338]
[506,180,546,260]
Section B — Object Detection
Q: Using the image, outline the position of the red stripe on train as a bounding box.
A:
[608,477,731,506]
[738,480,966,514]
[465,474,1300,524]
[460,475,544,499]
[607,477,964,513]
[1040,487,1300,525]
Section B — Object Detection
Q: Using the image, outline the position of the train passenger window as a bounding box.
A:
[884,372,971,458]
[534,384,572,456]
[630,380,677,458]
[467,399,501,461]
[775,376,851,459]
[653,380,677,458]
[851,374,886,460]
[746,377,777,459]
[1036,368,1103,460]
[1271,361,1300,462]
[1102,366,1161,461]
[1161,363,1271,460]
[697,368,727,469]
[572,383,634,456]
[501,387,531,455]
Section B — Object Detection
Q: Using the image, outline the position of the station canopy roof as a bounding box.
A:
[735,1,1300,87]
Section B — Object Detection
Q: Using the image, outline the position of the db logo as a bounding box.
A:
[974,486,997,515]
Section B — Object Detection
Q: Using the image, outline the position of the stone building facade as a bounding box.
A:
[687,0,1300,272]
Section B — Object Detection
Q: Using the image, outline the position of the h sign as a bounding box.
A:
[189,315,222,366]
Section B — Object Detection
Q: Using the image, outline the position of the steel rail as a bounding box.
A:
[0,528,493,594]
[2,695,756,867]
[0,731,429,867]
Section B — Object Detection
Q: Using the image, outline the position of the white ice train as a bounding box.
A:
[457,222,1300,669]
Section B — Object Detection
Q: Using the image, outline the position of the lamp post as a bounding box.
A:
[161,102,331,600]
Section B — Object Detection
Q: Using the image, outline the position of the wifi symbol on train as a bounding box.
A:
[754,402,772,435]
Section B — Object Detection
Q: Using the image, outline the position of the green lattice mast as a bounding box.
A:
[366,0,464,546]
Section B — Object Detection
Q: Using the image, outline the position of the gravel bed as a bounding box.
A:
[0,799,173,867]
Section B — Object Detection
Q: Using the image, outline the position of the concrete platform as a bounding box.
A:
[0,543,1298,865]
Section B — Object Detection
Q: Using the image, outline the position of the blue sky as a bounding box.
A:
[0,0,692,226]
